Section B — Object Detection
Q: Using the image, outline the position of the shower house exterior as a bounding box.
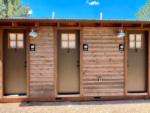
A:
[0,18,150,102]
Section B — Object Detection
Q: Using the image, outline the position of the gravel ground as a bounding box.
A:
[0,99,150,113]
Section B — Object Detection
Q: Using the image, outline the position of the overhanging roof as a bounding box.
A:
[0,18,150,28]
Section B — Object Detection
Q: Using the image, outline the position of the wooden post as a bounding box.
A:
[148,31,150,96]
[80,27,83,97]
[124,30,128,96]
[53,27,58,97]
[0,30,3,97]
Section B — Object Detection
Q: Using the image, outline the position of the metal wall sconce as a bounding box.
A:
[117,29,125,38]
[29,29,38,38]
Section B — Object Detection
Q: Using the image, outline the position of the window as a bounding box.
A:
[8,33,24,49]
[129,34,143,49]
[61,33,76,49]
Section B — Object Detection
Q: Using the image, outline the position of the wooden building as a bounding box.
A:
[0,18,150,102]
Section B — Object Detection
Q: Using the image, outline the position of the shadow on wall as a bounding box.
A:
[19,99,150,107]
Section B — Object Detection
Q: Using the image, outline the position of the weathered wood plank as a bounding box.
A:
[82,27,124,96]
[29,27,55,98]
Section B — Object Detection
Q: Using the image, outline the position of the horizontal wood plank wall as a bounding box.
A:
[0,30,2,97]
[82,27,124,96]
[29,27,55,98]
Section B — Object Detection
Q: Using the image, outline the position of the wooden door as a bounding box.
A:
[4,32,27,95]
[58,31,80,94]
[127,32,147,93]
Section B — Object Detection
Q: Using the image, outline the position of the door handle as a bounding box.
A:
[24,61,27,68]
[127,61,129,67]
[77,64,80,67]
[77,60,80,67]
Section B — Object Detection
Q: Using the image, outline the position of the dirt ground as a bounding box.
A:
[0,99,150,113]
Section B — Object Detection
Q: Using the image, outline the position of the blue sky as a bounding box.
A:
[22,0,147,19]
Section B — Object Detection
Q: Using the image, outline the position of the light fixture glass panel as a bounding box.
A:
[129,42,135,48]
[61,41,68,48]
[61,33,68,41]
[9,33,16,41]
[69,41,76,49]
[17,34,24,41]
[10,41,16,48]
[29,29,38,38]
[69,34,76,41]
[136,34,142,41]
[136,42,141,48]
[117,30,125,38]
[17,41,24,48]
[129,34,135,41]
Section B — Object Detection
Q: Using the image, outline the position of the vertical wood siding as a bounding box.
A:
[29,27,55,97]
[0,30,2,97]
[81,27,124,96]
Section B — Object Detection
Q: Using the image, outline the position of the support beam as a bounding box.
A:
[148,31,150,96]
[124,30,128,96]
[57,22,60,28]
[35,22,39,27]
[12,22,17,27]
[0,30,3,97]
[141,24,144,28]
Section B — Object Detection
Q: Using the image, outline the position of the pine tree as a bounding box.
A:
[136,0,150,20]
[0,0,31,18]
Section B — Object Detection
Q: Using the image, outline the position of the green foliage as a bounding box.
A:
[136,0,150,20]
[0,0,31,18]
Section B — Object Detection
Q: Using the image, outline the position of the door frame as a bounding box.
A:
[2,29,30,97]
[54,27,82,97]
[125,30,149,96]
